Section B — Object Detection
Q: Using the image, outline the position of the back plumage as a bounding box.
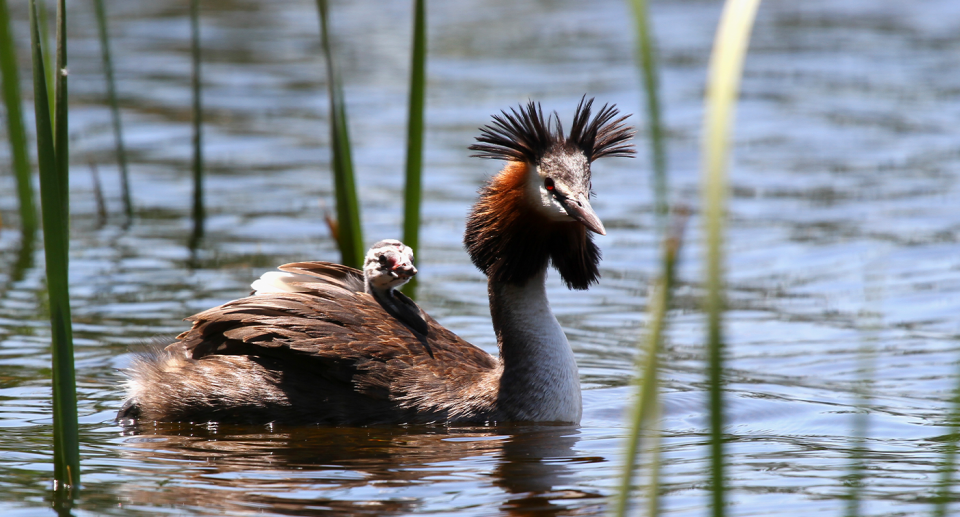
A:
[121,259,498,425]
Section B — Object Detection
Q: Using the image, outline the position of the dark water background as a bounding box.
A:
[1,0,959,515]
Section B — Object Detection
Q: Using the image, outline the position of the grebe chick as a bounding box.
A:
[363,239,417,294]
[361,239,427,335]
[118,97,634,426]
[247,239,426,334]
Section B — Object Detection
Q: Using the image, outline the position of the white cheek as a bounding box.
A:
[525,165,575,222]
[541,187,572,220]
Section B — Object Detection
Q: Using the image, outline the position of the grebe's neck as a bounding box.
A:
[489,269,581,423]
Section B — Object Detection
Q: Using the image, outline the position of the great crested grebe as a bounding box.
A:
[118,97,634,426]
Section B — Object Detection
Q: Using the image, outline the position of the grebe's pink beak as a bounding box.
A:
[561,193,606,236]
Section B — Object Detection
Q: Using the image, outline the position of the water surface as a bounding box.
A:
[1,0,958,515]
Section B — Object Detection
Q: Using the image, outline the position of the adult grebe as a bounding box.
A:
[118,97,634,425]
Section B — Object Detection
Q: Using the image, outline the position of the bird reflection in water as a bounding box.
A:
[116,424,603,516]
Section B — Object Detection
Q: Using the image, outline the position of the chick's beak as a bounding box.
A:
[392,262,417,279]
[561,192,606,236]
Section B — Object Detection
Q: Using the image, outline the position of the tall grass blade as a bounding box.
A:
[54,0,67,225]
[613,5,672,513]
[701,1,761,516]
[29,0,80,493]
[189,0,204,246]
[401,0,426,297]
[628,0,667,235]
[89,161,107,225]
[844,280,880,517]
[933,361,960,515]
[0,227,35,310]
[10,231,36,287]
[37,0,53,123]
[316,0,363,268]
[0,0,37,234]
[613,211,686,517]
[92,0,132,219]
[935,415,960,514]
[843,352,873,516]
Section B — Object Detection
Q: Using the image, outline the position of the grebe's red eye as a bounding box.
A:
[544,177,555,191]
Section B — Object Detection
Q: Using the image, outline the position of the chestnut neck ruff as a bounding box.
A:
[464,161,601,291]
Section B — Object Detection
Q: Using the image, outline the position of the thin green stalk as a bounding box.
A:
[844,275,881,517]
[54,0,67,228]
[316,0,363,268]
[628,0,667,236]
[933,275,960,517]
[0,0,37,234]
[37,0,53,124]
[701,1,761,516]
[613,213,685,517]
[401,0,426,297]
[189,0,204,246]
[614,4,671,513]
[92,0,132,218]
[0,231,35,308]
[934,371,960,517]
[11,231,35,285]
[89,161,107,225]
[29,0,79,493]
[843,352,873,517]
[53,0,77,492]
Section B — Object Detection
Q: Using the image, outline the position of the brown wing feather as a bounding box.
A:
[150,262,500,424]
[277,261,365,292]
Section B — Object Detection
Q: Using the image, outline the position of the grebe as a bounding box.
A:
[118,97,634,426]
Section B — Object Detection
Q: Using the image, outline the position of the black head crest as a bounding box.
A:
[567,96,636,161]
[469,96,636,163]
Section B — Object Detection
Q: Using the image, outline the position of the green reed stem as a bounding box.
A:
[54,0,67,217]
[12,229,36,283]
[614,4,672,513]
[30,0,79,493]
[401,0,426,297]
[701,1,761,516]
[316,0,363,268]
[933,361,960,516]
[0,0,37,234]
[189,0,204,246]
[843,364,872,516]
[613,213,685,517]
[37,0,53,124]
[628,0,667,236]
[844,278,881,517]
[92,0,131,219]
[89,161,107,225]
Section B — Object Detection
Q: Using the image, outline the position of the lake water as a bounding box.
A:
[1,0,959,515]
